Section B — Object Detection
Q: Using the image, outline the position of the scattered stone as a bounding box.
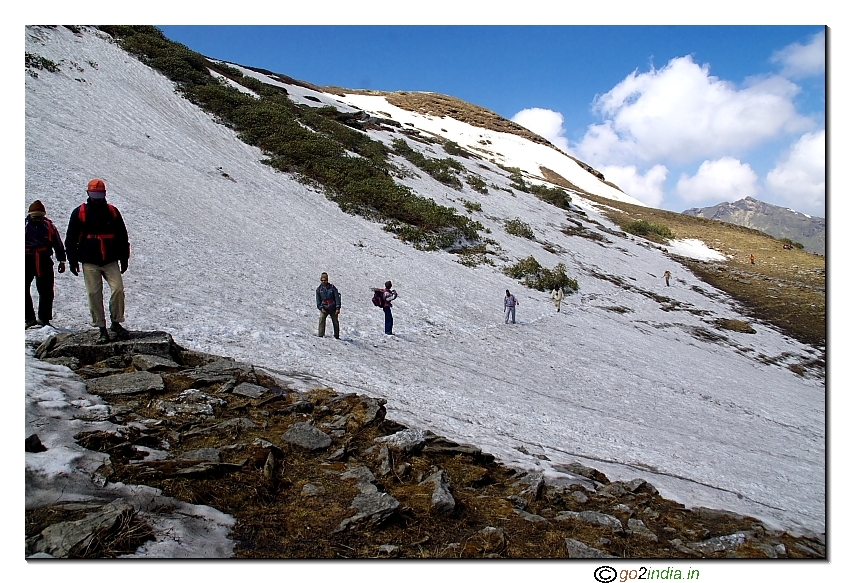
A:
[301,483,325,497]
[179,448,221,462]
[26,499,136,558]
[793,541,825,558]
[26,434,47,453]
[86,371,165,396]
[421,470,455,515]
[335,490,399,532]
[565,538,616,558]
[570,490,589,504]
[41,356,80,370]
[555,510,624,533]
[627,518,659,542]
[686,532,747,555]
[262,452,276,481]
[282,422,333,451]
[552,462,610,484]
[475,526,506,554]
[37,330,177,365]
[506,495,528,511]
[377,544,399,557]
[514,508,549,523]
[182,417,257,439]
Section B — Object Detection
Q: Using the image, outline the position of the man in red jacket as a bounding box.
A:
[65,178,131,344]
[25,200,66,328]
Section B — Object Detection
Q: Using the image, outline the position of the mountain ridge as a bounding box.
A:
[682,196,825,255]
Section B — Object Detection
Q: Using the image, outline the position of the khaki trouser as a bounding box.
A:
[318,310,340,338]
[82,262,125,328]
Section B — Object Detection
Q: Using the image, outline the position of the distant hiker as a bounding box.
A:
[663,270,671,287]
[550,287,564,312]
[750,253,755,265]
[316,272,341,339]
[504,289,518,324]
[25,200,66,328]
[65,178,131,344]
[372,281,398,335]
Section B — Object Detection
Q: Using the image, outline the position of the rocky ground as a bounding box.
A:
[25,331,826,559]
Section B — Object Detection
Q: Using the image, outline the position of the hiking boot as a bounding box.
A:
[96,327,110,344]
[25,319,38,329]
[110,321,130,340]
[36,318,51,327]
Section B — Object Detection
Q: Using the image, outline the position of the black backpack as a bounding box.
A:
[371,289,385,308]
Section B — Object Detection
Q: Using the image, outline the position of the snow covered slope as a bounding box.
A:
[25,26,824,536]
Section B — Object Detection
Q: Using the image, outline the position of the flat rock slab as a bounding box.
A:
[86,370,165,396]
[132,354,180,372]
[232,382,269,399]
[565,538,617,558]
[282,422,332,450]
[26,499,135,558]
[36,330,177,365]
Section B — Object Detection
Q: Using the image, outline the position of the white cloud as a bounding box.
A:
[675,157,760,205]
[765,130,825,217]
[600,164,668,207]
[575,56,810,167]
[511,108,570,151]
[771,30,825,79]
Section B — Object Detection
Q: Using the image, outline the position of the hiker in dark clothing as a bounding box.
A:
[663,270,672,286]
[25,200,66,328]
[372,280,398,335]
[504,289,518,324]
[316,272,342,339]
[65,178,131,344]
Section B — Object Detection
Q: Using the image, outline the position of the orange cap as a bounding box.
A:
[87,178,106,193]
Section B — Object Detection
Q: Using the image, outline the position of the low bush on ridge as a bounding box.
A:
[623,220,674,241]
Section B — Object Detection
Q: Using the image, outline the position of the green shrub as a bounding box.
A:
[25,52,60,73]
[529,183,571,210]
[505,218,534,239]
[99,26,481,250]
[461,199,482,213]
[503,256,578,292]
[444,140,468,157]
[623,220,673,240]
[792,241,804,250]
[392,138,463,189]
[465,174,488,194]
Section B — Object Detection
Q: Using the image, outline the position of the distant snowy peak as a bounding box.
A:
[682,196,825,255]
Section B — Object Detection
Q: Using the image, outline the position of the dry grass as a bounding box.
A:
[578,193,825,350]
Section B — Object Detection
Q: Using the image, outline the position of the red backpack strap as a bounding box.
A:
[78,203,86,222]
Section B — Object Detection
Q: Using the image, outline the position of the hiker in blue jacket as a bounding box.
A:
[372,280,398,335]
[316,272,341,339]
[25,200,66,328]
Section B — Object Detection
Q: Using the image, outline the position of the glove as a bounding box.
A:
[69,261,79,276]
[120,259,128,273]
[57,262,66,274]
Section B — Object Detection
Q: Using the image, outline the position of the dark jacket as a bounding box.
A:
[316,283,341,311]
[65,199,130,266]
[25,217,66,274]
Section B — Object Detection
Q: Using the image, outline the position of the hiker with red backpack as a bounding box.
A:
[65,178,131,344]
[316,272,342,339]
[25,200,67,328]
[372,281,398,335]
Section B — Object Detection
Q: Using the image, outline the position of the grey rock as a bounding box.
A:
[263,452,277,480]
[374,428,426,453]
[506,495,528,510]
[565,538,616,558]
[570,491,589,504]
[282,422,332,451]
[793,541,825,558]
[514,508,549,523]
[597,482,628,497]
[422,470,455,515]
[377,544,399,557]
[179,448,221,462]
[692,506,745,522]
[26,499,136,558]
[26,434,47,452]
[37,330,177,365]
[476,526,506,554]
[335,491,399,532]
[182,417,257,439]
[514,470,545,501]
[627,518,658,542]
[377,445,392,477]
[686,532,746,555]
[232,382,269,399]
[155,400,215,417]
[132,354,180,372]
[301,483,326,497]
[552,462,609,483]
[86,370,165,396]
[555,511,624,533]
[42,356,80,370]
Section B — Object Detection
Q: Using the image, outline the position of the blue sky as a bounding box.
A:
[159,24,825,216]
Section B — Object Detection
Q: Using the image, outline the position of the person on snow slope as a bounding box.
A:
[25,200,66,328]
